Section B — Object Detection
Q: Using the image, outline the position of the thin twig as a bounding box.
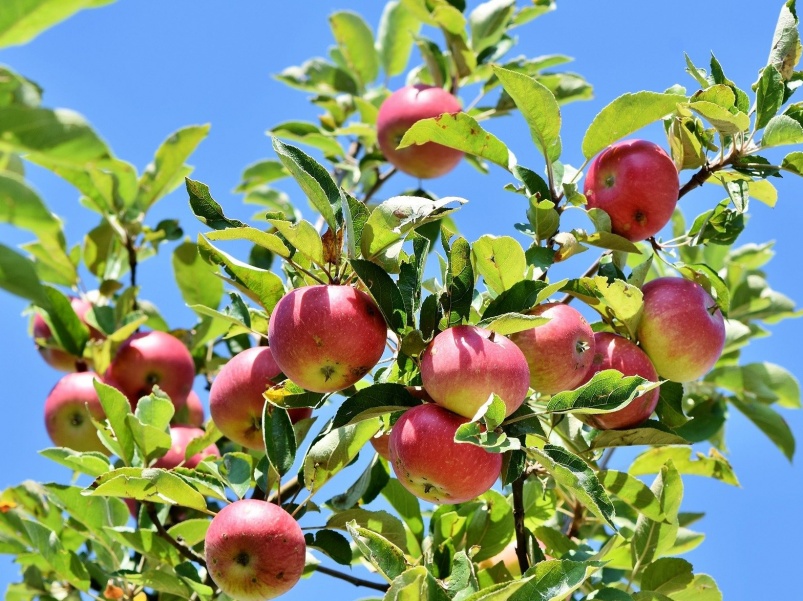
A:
[268,475,302,504]
[512,475,530,575]
[314,564,390,592]
[145,503,206,565]
[363,167,397,204]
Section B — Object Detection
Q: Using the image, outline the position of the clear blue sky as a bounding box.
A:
[1,1,801,599]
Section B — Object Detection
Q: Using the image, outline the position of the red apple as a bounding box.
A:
[580,332,660,430]
[106,330,195,410]
[477,540,552,576]
[509,303,596,395]
[369,429,392,460]
[389,403,502,504]
[33,297,103,372]
[153,426,220,469]
[205,499,306,601]
[584,139,679,242]
[209,346,313,450]
[173,390,205,427]
[268,285,387,393]
[420,325,530,418]
[376,84,464,179]
[637,277,726,382]
[44,371,108,454]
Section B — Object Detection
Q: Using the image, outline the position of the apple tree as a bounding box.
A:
[0,1,801,600]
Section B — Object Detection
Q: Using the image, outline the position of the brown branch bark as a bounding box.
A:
[512,475,530,575]
[145,503,206,566]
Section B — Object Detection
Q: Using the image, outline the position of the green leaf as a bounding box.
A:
[271,121,345,158]
[0,106,111,165]
[332,384,420,428]
[94,379,136,465]
[346,520,408,582]
[599,470,665,522]
[361,195,466,264]
[304,419,380,493]
[275,57,359,95]
[463,559,602,601]
[761,114,803,147]
[137,124,208,210]
[272,137,340,231]
[629,446,739,486]
[582,92,684,159]
[398,112,515,170]
[590,424,689,450]
[305,529,353,566]
[349,258,407,333]
[38,448,112,478]
[730,396,795,461]
[40,286,90,357]
[327,453,389,510]
[470,0,516,54]
[329,11,379,88]
[127,416,172,465]
[669,574,722,601]
[205,226,291,259]
[631,462,682,569]
[328,508,408,551]
[755,66,785,130]
[0,241,47,304]
[472,235,526,294]
[378,1,421,77]
[0,0,115,48]
[477,312,549,336]
[0,172,61,238]
[235,159,288,192]
[640,558,694,594]
[706,362,800,408]
[267,218,324,265]
[547,369,654,415]
[441,235,474,327]
[172,241,224,313]
[262,403,296,477]
[767,0,802,81]
[493,65,561,161]
[90,467,210,512]
[526,445,615,527]
[220,452,254,499]
[482,279,548,319]
[385,565,451,601]
[186,178,246,229]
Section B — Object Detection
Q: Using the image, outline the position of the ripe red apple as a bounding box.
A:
[44,371,108,454]
[33,297,103,372]
[106,330,195,410]
[268,285,387,393]
[153,426,220,470]
[173,390,205,427]
[509,303,596,395]
[579,332,660,430]
[209,346,313,450]
[584,139,679,242]
[205,499,306,601]
[420,325,530,418]
[369,429,392,460]
[376,84,464,179]
[637,277,726,382]
[389,403,502,504]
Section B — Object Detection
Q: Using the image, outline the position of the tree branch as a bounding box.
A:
[363,167,397,204]
[268,475,303,505]
[512,475,530,575]
[145,503,206,565]
[314,564,390,592]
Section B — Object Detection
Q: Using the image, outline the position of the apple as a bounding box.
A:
[477,539,552,577]
[205,499,306,601]
[33,297,103,372]
[370,388,431,460]
[420,325,530,418]
[106,330,196,410]
[389,403,502,504]
[210,346,313,450]
[44,371,108,454]
[637,277,726,382]
[579,332,660,430]
[268,285,387,393]
[153,426,220,470]
[173,390,205,427]
[509,303,596,395]
[584,139,679,242]
[376,84,464,179]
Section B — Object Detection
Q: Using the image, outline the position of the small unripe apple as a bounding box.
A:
[268,285,387,393]
[584,139,679,241]
[205,499,306,601]
[44,371,108,454]
[580,332,660,430]
[389,403,502,504]
[420,325,530,418]
[33,297,103,372]
[173,390,205,427]
[509,303,596,395]
[376,84,464,179]
[637,277,726,382]
[106,330,196,410]
[209,346,313,450]
[153,426,220,469]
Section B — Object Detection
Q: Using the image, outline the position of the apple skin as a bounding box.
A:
[44,371,108,454]
[173,390,205,427]
[389,403,502,504]
[509,303,596,395]
[33,297,103,372]
[205,499,306,601]
[584,139,679,242]
[376,84,464,179]
[420,325,530,418]
[153,426,220,470]
[579,332,660,430]
[370,388,431,460]
[268,285,388,393]
[477,540,552,577]
[209,346,313,450]
[106,331,196,411]
[637,277,726,382]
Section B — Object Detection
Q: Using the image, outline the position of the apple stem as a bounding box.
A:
[511,475,531,575]
[314,565,390,592]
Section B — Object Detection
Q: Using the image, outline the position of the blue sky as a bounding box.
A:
[1,1,801,599]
